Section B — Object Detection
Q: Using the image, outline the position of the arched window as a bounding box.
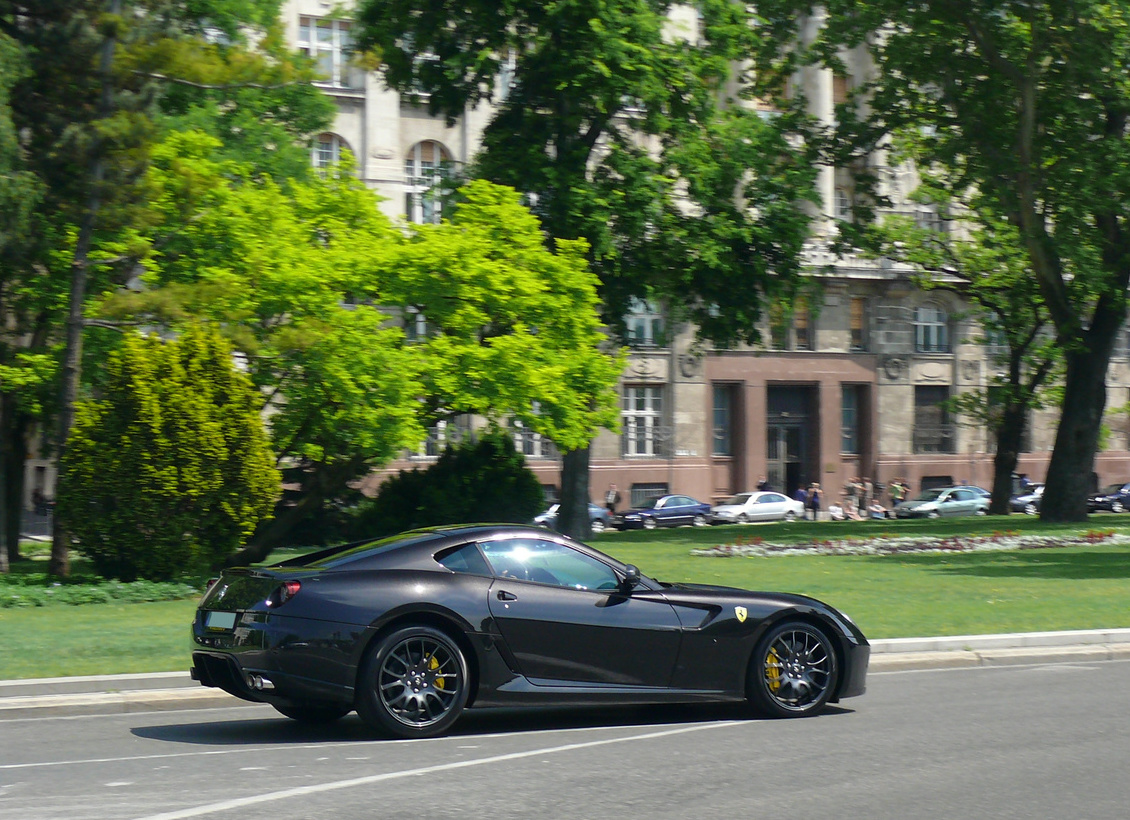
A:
[914,303,950,353]
[312,133,350,172]
[404,141,454,223]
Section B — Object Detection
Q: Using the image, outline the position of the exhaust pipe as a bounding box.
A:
[245,673,276,691]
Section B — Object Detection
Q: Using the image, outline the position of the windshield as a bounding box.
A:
[724,494,752,505]
[1102,484,1123,494]
[637,497,661,510]
[914,489,944,502]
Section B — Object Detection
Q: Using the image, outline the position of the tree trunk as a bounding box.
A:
[48,0,120,578]
[1040,349,1109,522]
[557,446,591,541]
[989,404,1026,515]
[3,413,28,562]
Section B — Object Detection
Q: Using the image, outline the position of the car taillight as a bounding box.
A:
[266,580,301,608]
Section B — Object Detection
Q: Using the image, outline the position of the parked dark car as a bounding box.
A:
[192,524,869,738]
[1010,484,1045,515]
[1088,482,1130,513]
[534,502,614,533]
[612,494,713,530]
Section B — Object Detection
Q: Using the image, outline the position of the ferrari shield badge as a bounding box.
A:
[735,606,747,623]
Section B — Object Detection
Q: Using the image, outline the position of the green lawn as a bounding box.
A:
[2,515,1129,680]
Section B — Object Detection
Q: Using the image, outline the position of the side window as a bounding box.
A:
[480,539,620,591]
[436,543,491,576]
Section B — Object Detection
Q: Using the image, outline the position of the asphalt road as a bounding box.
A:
[4,658,1130,820]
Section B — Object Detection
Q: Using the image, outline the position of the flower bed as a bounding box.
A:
[691,529,1130,558]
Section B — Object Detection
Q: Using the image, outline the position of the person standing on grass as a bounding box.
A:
[806,483,822,521]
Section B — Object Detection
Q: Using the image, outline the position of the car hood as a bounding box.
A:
[711,504,745,514]
[895,499,937,509]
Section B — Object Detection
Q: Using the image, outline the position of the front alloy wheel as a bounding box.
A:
[748,621,838,718]
[591,518,606,533]
[1112,500,1125,514]
[642,516,658,530]
[357,626,469,738]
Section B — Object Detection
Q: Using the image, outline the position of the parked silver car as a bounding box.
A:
[709,491,805,524]
[893,486,990,519]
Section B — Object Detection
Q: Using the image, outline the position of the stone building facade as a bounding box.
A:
[277,0,1130,511]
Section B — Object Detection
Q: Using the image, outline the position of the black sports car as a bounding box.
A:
[192,524,869,738]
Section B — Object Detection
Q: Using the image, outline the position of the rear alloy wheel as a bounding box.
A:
[357,625,469,739]
[783,511,797,522]
[748,621,838,718]
[642,516,658,530]
[272,702,352,724]
[692,513,707,527]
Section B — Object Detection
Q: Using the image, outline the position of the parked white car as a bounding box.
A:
[709,491,804,524]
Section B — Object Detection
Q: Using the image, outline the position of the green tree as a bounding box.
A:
[355,0,818,538]
[873,196,1059,514]
[758,0,1130,521]
[100,137,619,559]
[0,0,332,574]
[55,326,278,581]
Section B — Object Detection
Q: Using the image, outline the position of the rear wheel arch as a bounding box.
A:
[357,611,480,708]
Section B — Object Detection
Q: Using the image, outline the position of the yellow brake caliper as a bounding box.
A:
[766,647,782,692]
[429,654,444,690]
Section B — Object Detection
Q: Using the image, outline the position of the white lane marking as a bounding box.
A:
[131,721,743,820]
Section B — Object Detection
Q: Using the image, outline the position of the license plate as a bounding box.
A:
[205,611,237,630]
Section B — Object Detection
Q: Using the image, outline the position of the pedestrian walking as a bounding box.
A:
[604,483,621,514]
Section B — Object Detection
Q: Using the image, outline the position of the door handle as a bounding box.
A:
[496,590,518,602]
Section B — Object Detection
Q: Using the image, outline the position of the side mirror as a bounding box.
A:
[620,564,641,590]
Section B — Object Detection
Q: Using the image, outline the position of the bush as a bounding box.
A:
[55,327,279,581]
[349,432,545,537]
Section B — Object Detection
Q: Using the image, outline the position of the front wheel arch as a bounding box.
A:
[745,615,842,717]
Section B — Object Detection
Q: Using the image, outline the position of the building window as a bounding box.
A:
[768,298,813,351]
[411,416,471,459]
[404,306,428,342]
[312,133,350,173]
[913,385,954,453]
[405,141,454,224]
[841,385,861,454]
[626,298,664,347]
[630,482,668,509]
[622,385,664,458]
[850,297,868,351]
[712,384,733,456]
[835,187,852,221]
[298,17,362,89]
[512,411,556,460]
[914,303,950,353]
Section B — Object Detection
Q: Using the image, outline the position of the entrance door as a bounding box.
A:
[767,424,805,497]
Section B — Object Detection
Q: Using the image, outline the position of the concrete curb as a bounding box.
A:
[3,629,1129,719]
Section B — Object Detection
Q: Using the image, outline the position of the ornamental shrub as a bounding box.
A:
[56,327,280,581]
[350,432,545,537]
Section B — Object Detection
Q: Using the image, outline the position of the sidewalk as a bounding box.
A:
[3,628,1129,720]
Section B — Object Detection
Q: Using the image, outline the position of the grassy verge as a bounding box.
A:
[2,515,1129,679]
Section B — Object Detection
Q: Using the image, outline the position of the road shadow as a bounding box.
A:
[130,701,853,746]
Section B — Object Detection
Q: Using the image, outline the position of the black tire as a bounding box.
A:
[747,621,838,718]
[356,625,470,739]
[272,702,352,724]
